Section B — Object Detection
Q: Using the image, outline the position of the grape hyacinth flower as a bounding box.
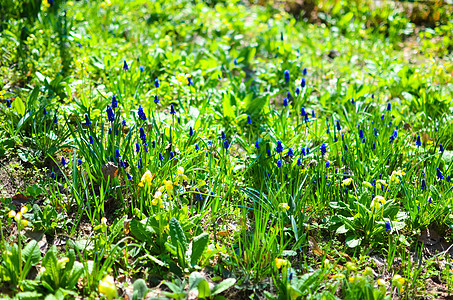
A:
[255,140,259,149]
[138,157,143,169]
[320,143,327,155]
[158,152,164,161]
[302,67,307,76]
[284,69,290,83]
[139,127,146,143]
[224,139,230,150]
[170,104,176,115]
[127,172,132,180]
[154,78,160,88]
[277,159,281,167]
[247,115,252,124]
[440,144,444,152]
[112,94,117,108]
[336,120,341,131]
[6,99,11,108]
[50,172,56,179]
[276,141,283,153]
[283,97,288,107]
[61,156,67,166]
[326,161,330,168]
[85,114,92,126]
[78,158,82,165]
[359,129,364,139]
[301,78,306,88]
[416,135,421,147]
[89,135,94,144]
[170,151,174,160]
[385,220,391,232]
[140,66,144,73]
[123,60,129,71]
[138,105,147,121]
[136,143,140,153]
[297,158,301,166]
[187,76,193,86]
[267,149,271,157]
[287,91,291,100]
[301,107,307,117]
[295,87,300,96]
[115,149,121,158]
[301,147,306,156]
[437,168,444,180]
[233,58,238,65]
[106,105,115,122]
[195,143,199,151]
[189,127,193,136]
[421,178,427,191]
[53,114,58,124]
[288,147,293,157]
[154,95,159,104]
[372,142,376,149]
[387,102,391,111]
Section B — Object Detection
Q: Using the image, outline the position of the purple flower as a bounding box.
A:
[301,78,306,88]
[154,95,159,104]
[276,141,283,153]
[50,172,56,179]
[416,135,421,147]
[154,78,160,88]
[437,168,444,180]
[277,159,281,167]
[284,70,290,83]
[247,115,252,124]
[112,94,117,108]
[60,156,67,166]
[320,143,327,155]
[255,140,259,149]
[170,104,176,115]
[123,60,129,71]
[138,105,147,121]
[385,220,391,232]
[106,105,115,122]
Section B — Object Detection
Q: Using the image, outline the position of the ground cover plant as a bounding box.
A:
[1,0,453,298]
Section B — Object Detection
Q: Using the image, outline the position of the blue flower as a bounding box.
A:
[233,58,238,65]
[301,147,305,156]
[89,135,94,144]
[440,144,444,152]
[195,143,199,151]
[138,105,147,121]
[247,115,252,124]
[301,107,307,117]
[283,97,288,107]
[159,152,164,161]
[154,78,160,88]
[326,161,330,168]
[43,107,47,115]
[372,142,376,149]
[189,126,194,136]
[140,66,144,73]
[120,159,125,168]
[115,149,121,158]
[359,129,364,139]
[127,172,132,179]
[295,87,300,96]
[139,127,146,142]
[152,140,155,148]
[374,127,378,137]
[280,31,284,41]
[389,134,395,143]
[312,110,315,118]
[221,131,226,140]
[381,114,385,120]
[267,149,271,157]
[306,147,310,154]
[304,114,309,123]
[122,119,127,126]
[286,91,291,100]
[61,156,67,166]
[362,138,366,144]
[301,78,306,88]
[416,135,421,147]
[78,158,82,165]
[284,69,290,83]
[386,102,391,111]
[302,67,307,76]
[170,151,174,160]
[136,143,140,153]
[6,99,11,108]
[447,176,451,182]
[111,94,117,108]
[288,147,293,157]
[344,144,348,151]
[276,141,283,153]
[138,157,143,169]
[53,114,58,124]
[123,60,129,71]
[144,144,149,153]
[224,139,230,150]
[208,140,212,146]
[188,77,193,86]
[50,172,56,179]
[106,105,115,122]
[85,114,92,126]
[336,120,341,131]
[385,220,391,232]
[170,104,176,115]
[154,95,159,104]
[255,140,259,149]
[421,178,427,191]
[277,159,281,167]
[437,167,444,180]
[351,98,355,105]
[320,143,327,155]
[297,158,301,166]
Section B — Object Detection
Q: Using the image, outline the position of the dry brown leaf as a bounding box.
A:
[101,162,119,181]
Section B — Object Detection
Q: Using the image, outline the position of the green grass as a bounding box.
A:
[1,0,453,299]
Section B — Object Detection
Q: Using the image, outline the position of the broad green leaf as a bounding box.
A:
[345,236,362,248]
[211,278,236,296]
[132,279,148,300]
[189,272,205,290]
[13,97,25,115]
[169,218,188,253]
[197,279,211,298]
[22,240,41,266]
[190,232,209,266]
[130,219,155,243]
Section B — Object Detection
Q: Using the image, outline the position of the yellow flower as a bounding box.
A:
[140,170,154,184]
[332,274,345,280]
[390,170,405,183]
[138,181,144,187]
[8,210,16,218]
[101,217,107,225]
[20,206,29,214]
[377,278,386,286]
[164,180,173,191]
[362,181,373,189]
[14,212,22,222]
[348,277,355,283]
[392,274,405,287]
[58,257,70,269]
[152,198,159,206]
[20,219,28,228]
[371,195,386,210]
[98,275,117,300]
[376,180,388,189]
[275,258,288,269]
[342,178,353,187]
[279,203,290,212]
[174,167,188,185]
[154,190,162,199]
[364,267,373,276]
[345,262,357,271]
